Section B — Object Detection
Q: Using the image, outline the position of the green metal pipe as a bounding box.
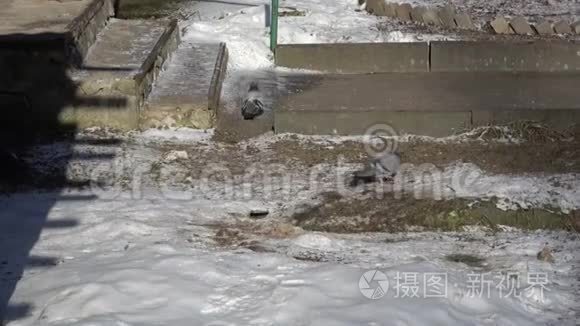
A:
[270,0,279,53]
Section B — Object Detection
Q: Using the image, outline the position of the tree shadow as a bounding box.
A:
[0,32,126,323]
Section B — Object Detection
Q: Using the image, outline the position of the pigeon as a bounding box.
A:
[241,81,265,120]
[351,152,401,186]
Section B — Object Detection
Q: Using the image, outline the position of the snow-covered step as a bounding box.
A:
[63,18,180,130]
[142,42,228,129]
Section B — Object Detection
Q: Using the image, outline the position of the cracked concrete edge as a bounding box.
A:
[209,42,229,112]
[67,0,115,65]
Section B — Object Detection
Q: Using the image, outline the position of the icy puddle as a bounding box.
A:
[1,191,579,325]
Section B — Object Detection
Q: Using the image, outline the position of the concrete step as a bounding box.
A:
[0,0,114,64]
[142,42,228,129]
[274,72,580,137]
[63,18,180,129]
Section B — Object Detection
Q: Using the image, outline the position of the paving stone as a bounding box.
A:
[532,20,554,35]
[509,16,534,35]
[554,20,572,34]
[572,21,580,34]
[431,40,580,72]
[422,9,443,26]
[395,3,412,21]
[438,5,457,28]
[365,0,380,14]
[384,2,397,18]
[373,0,387,16]
[411,6,427,24]
[454,13,477,30]
[490,17,514,34]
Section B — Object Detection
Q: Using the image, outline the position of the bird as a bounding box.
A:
[241,81,265,120]
[350,152,401,186]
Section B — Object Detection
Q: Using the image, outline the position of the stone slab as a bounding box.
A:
[274,72,580,136]
[373,0,387,16]
[454,13,476,30]
[0,0,93,35]
[276,111,471,137]
[365,0,381,14]
[572,21,580,34]
[438,5,457,28]
[533,20,554,35]
[275,42,429,73]
[510,16,534,35]
[554,20,572,34]
[384,2,397,18]
[0,0,114,64]
[395,3,412,21]
[143,43,228,129]
[422,9,443,26]
[490,17,514,34]
[430,40,580,72]
[411,6,427,24]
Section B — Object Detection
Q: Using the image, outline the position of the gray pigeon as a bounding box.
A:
[241,81,265,120]
[351,152,401,186]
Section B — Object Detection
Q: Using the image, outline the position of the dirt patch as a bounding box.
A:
[270,136,580,174]
[211,219,302,248]
[291,192,576,233]
[445,253,486,267]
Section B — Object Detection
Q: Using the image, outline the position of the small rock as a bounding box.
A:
[510,16,534,35]
[571,21,580,34]
[537,246,555,263]
[422,9,443,26]
[249,209,270,218]
[554,20,572,34]
[163,150,189,162]
[533,20,554,35]
[395,3,412,21]
[490,17,514,34]
[454,13,477,30]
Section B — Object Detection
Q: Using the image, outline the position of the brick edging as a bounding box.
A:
[364,0,580,37]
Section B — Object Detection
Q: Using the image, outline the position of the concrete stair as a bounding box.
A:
[142,42,228,129]
[1,0,229,131]
[64,18,179,129]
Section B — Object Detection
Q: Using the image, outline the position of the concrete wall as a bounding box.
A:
[274,72,580,136]
[275,42,429,73]
[276,41,580,73]
[431,40,580,72]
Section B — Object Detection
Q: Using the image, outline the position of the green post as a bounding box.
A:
[270,0,279,53]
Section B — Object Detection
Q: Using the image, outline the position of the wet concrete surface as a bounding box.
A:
[215,69,324,142]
